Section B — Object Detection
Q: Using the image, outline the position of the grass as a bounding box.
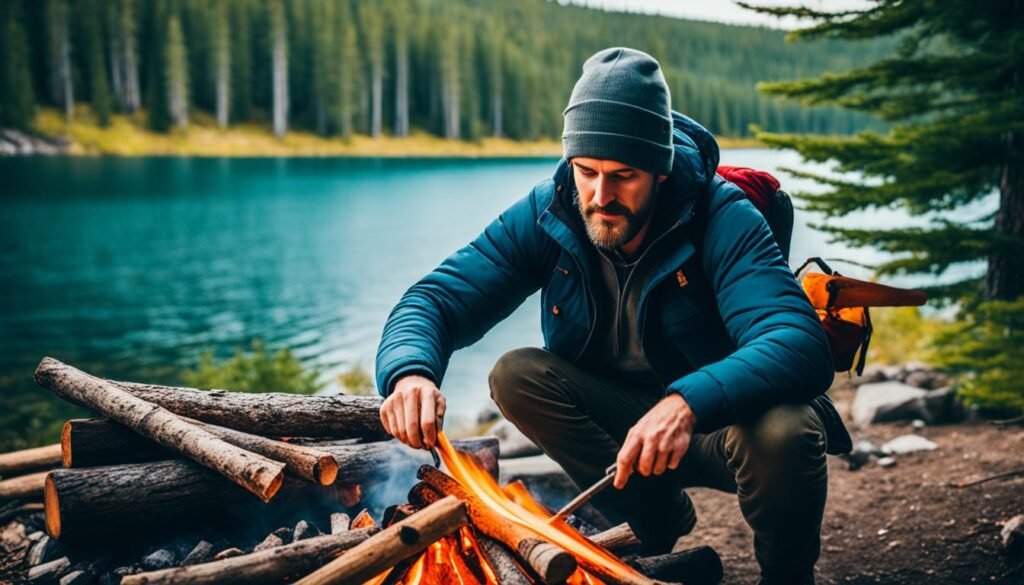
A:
[31,106,763,157]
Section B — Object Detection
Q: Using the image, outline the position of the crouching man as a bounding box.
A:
[375,47,851,585]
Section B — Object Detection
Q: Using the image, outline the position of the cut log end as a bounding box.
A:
[517,537,577,584]
[44,473,60,539]
[314,455,339,486]
[60,422,72,468]
[258,470,285,503]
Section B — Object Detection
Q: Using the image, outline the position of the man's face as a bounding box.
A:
[572,157,667,250]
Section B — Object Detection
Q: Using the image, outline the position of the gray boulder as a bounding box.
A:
[852,382,928,426]
[1002,514,1024,554]
[491,419,543,459]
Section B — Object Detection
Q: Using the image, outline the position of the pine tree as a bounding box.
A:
[336,3,358,140]
[212,1,231,128]
[82,0,112,126]
[743,1,1024,413]
[0,3,36,130]
[165,14,189,129]
[45,0,74,122]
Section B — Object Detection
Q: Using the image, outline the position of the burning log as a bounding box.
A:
[349,509,376,530]
[43,438,497,540]
[34,358,285,502]
[114,378,384,440]
[590,522,641,553]
[0,444,62,477]
[409,482,534,585]
[0,470,48,500]
[417,466,577,585]
[628,547,723,585]
[293,495,468,585]
[62,418,338,485]
[119,527,378,585]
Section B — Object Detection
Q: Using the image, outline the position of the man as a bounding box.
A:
[375,47,851,585]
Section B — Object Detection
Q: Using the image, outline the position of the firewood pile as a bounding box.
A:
[0,357,723,585]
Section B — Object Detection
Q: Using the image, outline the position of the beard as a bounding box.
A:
[575,184,659,250]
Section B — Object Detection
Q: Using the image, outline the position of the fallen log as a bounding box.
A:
[0,471,48,501]
[590,523,641,553]
[416,466,577,585]
[43,438,498,540]
[0,444,62,477]
[35,358,285,502]
[62,418,337,485]
[628,547,723,585]
[114,379,384,440]
[120,527,378,585]
[293,495,468,585]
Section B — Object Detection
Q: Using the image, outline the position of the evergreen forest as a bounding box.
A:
[0,0,891,141]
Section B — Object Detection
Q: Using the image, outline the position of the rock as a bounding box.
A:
[852,382,928,426]
[904,370,951,390]
[882,434,938,455]
[292,520,321,542]
[28,557,70,582]
[1001,514,1024,554]
[491,419,542,459]
[27,535,62,566]
[840,439,882,470]
[182,540,216,566]
[213,547,244,561]
[877,456,897,468]
[59,570,90,585]
[854,365,888,385]
[254,533,284,552]
[912,419,926,430]
[853,382,963,426]
[882,365,907,382]
[476,405,501,426]
[140,549,177,571]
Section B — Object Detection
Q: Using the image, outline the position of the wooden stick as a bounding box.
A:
[34,358,285,502]
[0,444,62,477]
[0,471,48,501]
[589,523,641,553]
[293,495,468,585]
[417,466,577,585]
[329,513,350,534]
[120,527,378,585]
[113,380,385,440]
[63,418,338,485]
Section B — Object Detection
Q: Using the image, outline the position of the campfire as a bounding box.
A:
[0,358,721,585]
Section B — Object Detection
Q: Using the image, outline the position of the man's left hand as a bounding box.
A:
[614,393,696,489]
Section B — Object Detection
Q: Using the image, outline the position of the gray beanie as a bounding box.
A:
[562,47,674,176]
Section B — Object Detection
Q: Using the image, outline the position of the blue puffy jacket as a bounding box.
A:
[375,112,838,436]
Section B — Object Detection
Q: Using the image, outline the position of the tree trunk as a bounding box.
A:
[394,35,409,137]
[293,496,468,585]
[120,528,377,585]
[43,438,497,540]
[101,380,384,439]
[985,129,1024,301]
[414,467,576,585]
[371,59,383,138]
[34,358,285,503]
[0,444,61,477]
[120,0,140,112]
[271,0,288,138]
[214,4,230,129]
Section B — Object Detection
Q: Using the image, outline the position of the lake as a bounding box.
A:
[0,152,923,448]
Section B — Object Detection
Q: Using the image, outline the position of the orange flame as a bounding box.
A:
[435,432,644,584]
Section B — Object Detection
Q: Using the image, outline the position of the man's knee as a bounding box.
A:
[488,347,555,416]
[728,403,826,468]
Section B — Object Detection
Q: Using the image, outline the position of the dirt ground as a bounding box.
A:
[679,382,1024,585]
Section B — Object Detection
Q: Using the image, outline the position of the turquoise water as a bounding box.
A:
[0,153,933,448]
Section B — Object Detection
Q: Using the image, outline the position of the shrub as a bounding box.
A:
[183,339,322,395]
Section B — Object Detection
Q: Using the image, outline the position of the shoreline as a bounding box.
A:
[6,108,765,158]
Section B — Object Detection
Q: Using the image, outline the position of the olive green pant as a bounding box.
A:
[489,347,828,580]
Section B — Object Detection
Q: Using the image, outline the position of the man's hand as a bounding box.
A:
[614,393,696,489]
[380,375,446,450]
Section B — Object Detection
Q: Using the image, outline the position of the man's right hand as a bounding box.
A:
[380,375,446,450]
